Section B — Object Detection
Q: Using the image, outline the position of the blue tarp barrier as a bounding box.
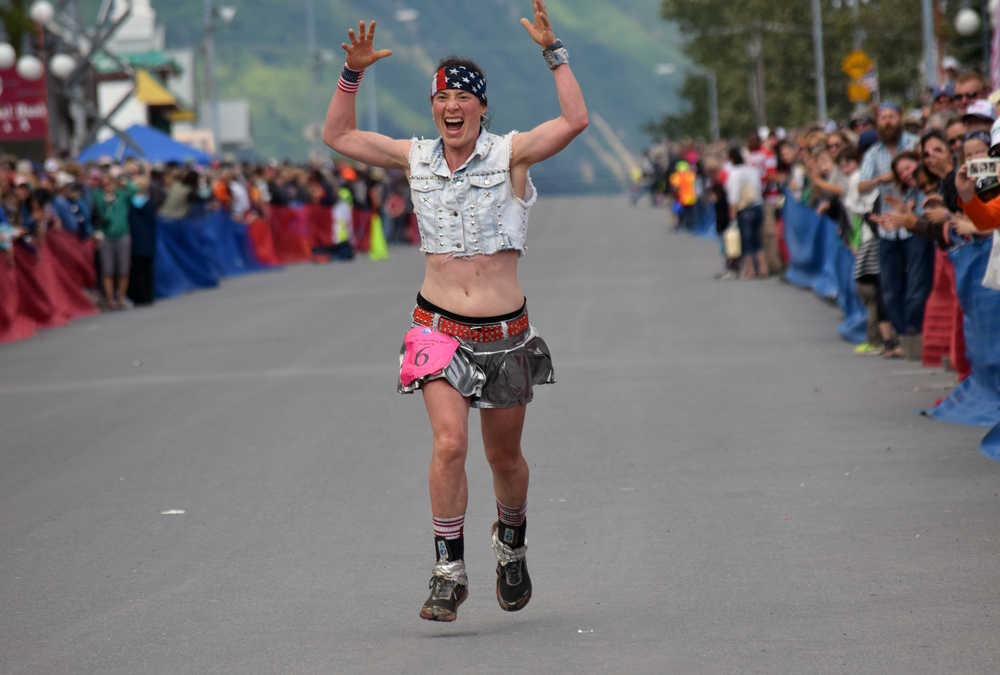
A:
[154,212,271,300]
[922,236,1000,459]
[781,193,866,342]
[782,195,837,298]
[201,210,270,277]
[690,201,717,239]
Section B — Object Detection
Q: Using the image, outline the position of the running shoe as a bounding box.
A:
[853,342,880,355]
[419,569,468,622]
[491,521,531,611]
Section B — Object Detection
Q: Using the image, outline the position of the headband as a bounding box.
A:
[431,65,487,106]
[964,130,991,146]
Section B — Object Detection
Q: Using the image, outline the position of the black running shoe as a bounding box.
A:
[419,573,468,622]
[491,521,531,611]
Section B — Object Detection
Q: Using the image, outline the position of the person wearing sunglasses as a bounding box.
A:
[952,70,988,113]
[945,117,967,161]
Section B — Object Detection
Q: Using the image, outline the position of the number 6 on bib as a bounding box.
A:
[399,327,461,387]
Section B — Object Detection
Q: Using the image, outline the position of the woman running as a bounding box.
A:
[323,0,587,622]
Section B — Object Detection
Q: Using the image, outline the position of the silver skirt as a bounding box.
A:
[398,324,555,409]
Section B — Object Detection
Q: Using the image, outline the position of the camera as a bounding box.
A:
[966,157,999,179]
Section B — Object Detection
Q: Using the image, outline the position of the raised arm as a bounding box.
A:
[322,20,410,171]
[510,0,589,170]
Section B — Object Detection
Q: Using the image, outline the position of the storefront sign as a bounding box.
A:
[0,68,48,141]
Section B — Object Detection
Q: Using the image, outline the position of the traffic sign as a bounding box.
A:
[842,50,874,80]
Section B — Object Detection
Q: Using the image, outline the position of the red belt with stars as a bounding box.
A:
[412,306,530,343]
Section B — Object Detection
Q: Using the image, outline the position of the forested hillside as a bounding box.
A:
[87,0,686,191]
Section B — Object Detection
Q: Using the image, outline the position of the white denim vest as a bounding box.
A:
[408,130,537,257]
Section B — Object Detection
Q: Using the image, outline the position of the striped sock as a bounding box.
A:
[433,514,465,539]
[496,499,527,527]
[432,514,465,562]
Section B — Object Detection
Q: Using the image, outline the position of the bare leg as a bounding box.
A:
[755,250,769,278]
[480,405,529,509]
[116,275,129,305]
[422,380,470,518]
[102,276,114,306]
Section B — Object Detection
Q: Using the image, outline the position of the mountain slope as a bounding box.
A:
[94,1,686,191]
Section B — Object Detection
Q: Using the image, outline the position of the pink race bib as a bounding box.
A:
[400,326,460,387]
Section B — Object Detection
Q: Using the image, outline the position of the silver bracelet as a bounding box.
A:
[542,39,568,70]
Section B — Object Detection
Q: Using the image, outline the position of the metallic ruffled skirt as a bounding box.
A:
[398,323,555,409]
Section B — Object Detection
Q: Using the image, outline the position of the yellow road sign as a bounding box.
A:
[848,82,871,103]
[842,50,874,80]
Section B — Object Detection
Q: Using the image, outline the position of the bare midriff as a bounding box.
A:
[419,249,524,317]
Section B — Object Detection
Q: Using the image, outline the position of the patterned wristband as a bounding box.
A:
[338,64,365,94]
[542,40,568,70]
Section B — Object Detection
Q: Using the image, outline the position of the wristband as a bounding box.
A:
[338,64,364,94]
[542,39,568,70]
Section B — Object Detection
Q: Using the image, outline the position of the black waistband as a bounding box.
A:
[416,293,526,325]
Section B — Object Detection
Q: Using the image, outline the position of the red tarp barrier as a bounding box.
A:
[247,215,279,266]
[306,204,333,248]
[45,228,96,289]
[0,253,36,343]
[14,243,71,329]
[407,213,419,245]
[353,209,372,253]
[922,248,957,367]
[269,206,312,263]
[41,243,97,319]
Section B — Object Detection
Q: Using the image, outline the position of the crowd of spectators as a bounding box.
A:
[642,65,1000,366]
[0,155,417,310]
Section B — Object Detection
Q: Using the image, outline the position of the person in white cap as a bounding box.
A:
[961,98,995,133]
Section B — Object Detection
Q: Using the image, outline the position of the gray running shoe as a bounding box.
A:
[419,561,468,622]
[491,521,531,611]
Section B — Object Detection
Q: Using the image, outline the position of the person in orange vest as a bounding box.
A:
[669,160,697,231]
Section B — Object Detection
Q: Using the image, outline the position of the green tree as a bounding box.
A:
[654,0,933,140]
[0,0,34,59]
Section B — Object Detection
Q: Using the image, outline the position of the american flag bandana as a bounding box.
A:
[431,65,487,105]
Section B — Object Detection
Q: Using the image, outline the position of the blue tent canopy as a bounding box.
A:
[78,124,213,165]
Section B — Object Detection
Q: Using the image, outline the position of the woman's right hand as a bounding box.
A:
[955,163,976,203]
[341,20,392,70]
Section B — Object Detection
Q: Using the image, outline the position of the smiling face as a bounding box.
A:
[432,89,486,153]
[894,157,918,187]
[964,136,990,161]
[921,136,953,177]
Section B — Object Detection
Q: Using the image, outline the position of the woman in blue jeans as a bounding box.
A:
[871,151,934,358]
[725,146,767,279]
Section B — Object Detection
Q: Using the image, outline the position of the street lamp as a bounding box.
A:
[49,53,74,80]
[0,44,15,70]
[29,0,54,26]
[16,54,43,80]
[203,0,237,154]
[955,7,981,35]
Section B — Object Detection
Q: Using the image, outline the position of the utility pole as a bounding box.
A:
[811,0,827,123]
[921,0,938,89]
[747,30,766,129]
[306,0,321,157]
[203,0,221,153]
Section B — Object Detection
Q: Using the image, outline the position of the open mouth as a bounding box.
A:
[444,117,464,132]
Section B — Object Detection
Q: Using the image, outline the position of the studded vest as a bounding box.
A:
[408,130,537,257]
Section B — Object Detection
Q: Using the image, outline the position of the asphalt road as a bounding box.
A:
[2,195,999,675]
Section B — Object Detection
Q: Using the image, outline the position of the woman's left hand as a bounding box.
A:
[951,213,979,237]
[520,0,557,47]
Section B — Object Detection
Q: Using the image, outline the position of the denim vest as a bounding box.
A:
[408,130,537,257]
